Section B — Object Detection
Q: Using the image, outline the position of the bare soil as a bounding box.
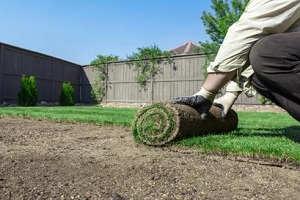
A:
[1,117,300,200]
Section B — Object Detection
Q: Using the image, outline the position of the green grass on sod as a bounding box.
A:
[0,106,299,163]
[176,112,300,163]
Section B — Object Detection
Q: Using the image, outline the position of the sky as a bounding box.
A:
[0,0,212,65]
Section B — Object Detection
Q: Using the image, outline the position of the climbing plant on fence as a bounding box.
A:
[90,54,119,103]
[126,44,173,89]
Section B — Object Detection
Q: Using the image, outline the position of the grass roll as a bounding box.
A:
[131,102,238,146]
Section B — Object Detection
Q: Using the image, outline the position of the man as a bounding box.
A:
[173,0,300,122]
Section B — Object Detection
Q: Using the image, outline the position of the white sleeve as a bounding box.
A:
[207,0,300,74]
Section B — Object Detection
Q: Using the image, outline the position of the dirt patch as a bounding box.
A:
[0,117,299,200]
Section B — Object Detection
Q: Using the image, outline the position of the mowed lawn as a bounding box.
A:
[0,106,299,163]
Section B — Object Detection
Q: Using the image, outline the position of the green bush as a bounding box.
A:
[259,96,273,105]
[59,82,75,106]
[18,75,38,106]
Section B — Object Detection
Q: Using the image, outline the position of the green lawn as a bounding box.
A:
[0,106,137,126]
[0,106,299,163]
[176,112,300,163]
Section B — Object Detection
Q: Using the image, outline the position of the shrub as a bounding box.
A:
[59,82,75,106]
[18,75,38,106]
[259,96,273,105]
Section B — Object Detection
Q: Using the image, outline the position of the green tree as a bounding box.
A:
[126,44,173,89]
[200,0,250,76]
[90,54,119,103]
[59,82,75,106]
[18,75,38,106]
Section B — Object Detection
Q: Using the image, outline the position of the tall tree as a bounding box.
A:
[200,0,250,75]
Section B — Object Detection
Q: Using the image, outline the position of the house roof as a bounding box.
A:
[169,41,200,55]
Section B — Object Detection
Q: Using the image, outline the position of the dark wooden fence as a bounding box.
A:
[0,42,81,104]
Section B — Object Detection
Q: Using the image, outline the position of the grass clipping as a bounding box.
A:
[131,102,238,146]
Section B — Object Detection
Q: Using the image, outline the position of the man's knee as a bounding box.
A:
[249,36,273,72]
[250,33,299,72]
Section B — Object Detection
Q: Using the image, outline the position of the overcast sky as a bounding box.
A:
[0,0,212,65]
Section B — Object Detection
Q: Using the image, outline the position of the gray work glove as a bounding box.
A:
[172,87,216,119]
[213,92,239,117]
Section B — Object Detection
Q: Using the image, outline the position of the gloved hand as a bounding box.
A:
[213,92,239,117]
[172,87,216,119]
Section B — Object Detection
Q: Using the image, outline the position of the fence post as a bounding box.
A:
[150,76,154,103]
[51,58,55,103]
[105,63,108,101]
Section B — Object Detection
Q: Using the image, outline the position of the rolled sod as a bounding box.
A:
[131,102,238,146]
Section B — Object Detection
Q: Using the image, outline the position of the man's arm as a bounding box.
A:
[202,70,237,94]
[208,0,300,78]
[173,0,300,115]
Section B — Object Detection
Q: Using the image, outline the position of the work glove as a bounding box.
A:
[172,87,216,119]
[213,92,239,117]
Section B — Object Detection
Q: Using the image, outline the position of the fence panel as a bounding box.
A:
[0,43,81,104]
[153,54,205,102]
[80,66,96,103]
[106,62,150,102]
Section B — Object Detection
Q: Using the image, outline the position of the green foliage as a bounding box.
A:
[59,82,75,106]
[126,44,173,88]
[200,0,250,76]
[18,75,38,106]
[90,54,119,103]
[259,96,273,105]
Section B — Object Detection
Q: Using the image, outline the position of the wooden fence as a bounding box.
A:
[82,54,262,104]
[0,43,262,105]
[0,42,82,104]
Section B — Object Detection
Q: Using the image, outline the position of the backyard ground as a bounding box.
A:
[0,116,300,200]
